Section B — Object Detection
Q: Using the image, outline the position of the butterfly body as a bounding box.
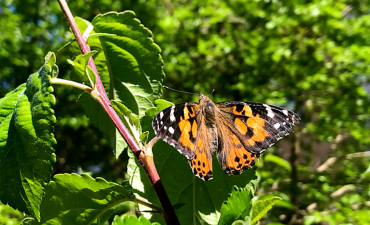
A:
[152,94,300,181]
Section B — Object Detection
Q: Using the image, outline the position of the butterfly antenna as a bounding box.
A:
[163,85,197,95]
[210,89,216,95]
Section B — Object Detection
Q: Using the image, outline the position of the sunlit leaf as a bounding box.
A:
[218,184,256,225]
[251,196,281,224]
[0,52,57,220]
[24,173,134,225]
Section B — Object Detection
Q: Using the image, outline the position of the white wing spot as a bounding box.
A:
[168,127,175,134]
[170,105,176,122]
[282,109,289,116]
[159,111,164,119]
[164,126,167,130]
[263,104,275,118]
[160,121,163,125]
[274,123,281,129]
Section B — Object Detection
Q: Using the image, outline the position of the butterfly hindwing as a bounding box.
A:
[188,118,215,181]
[216,126,260,175]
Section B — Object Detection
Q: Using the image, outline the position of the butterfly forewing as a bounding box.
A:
[152,103,198,159]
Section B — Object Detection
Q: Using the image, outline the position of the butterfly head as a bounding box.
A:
[199,92,206,101]
[199,93,218,125]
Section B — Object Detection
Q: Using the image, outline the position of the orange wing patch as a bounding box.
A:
[178,119,195,150]
[223,134,259,175]
[233,104,269,145]
[191,120,198,137]
[246,117,269,145]
[232,104,253,117]
[178,105,200,151]
[234,117,248,135]
[182,105,196,120]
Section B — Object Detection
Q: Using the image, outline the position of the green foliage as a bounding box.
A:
[0,53,57,220]
[263,155,291,172]
[0,203,24,224]
[90,11,164,117]
[219,185,255,225]
[69,51,98,88]
[22,173,134,225]
[251,196,282,224]
[112,214,161,225]
[0,0,64,97]
[218,184,281,225]
[111,100,142,157]
[68,11,165,157]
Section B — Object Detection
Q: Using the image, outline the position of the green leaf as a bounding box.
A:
[141,99,174,141]
[128,141,258,225]
[69,47,124,155]
[97,208,115,225]
[71,12,165,116]
[111,100,142,157]
[140,131,149,144]
[69,17,121,155]
[251,196,282,224]
[69,51,98,88]
[91,11,165,117]
[112,215,161,225]
[218,184,256,225]
[44,52,59,78]
[28,173,135,225]
[69,11,164,156]
[145,99,174,118]
[76,94,124,156]
[72,17,111,96]
[263,155,291,172]
[86,65,97,88]
[231,217,251,225]
[0,52,57,220]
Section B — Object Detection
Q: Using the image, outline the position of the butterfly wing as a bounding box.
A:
[152,103,215,180]
[152,103,199,159]
[216,101,300,175]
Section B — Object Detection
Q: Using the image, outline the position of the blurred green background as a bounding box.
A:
[1,0,370,224]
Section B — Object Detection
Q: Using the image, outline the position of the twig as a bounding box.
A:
[317,151,370,172]
[51,78,92,92]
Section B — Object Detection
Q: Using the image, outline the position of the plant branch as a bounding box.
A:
[57,0,179,224]
[51,78,92,92]
[134,198,166,216]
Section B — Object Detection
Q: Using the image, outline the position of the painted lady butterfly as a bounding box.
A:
[152,94,300,181]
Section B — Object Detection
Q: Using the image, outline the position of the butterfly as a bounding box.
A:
[152,94,300,181]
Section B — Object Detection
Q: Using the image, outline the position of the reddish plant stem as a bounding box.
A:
[58,1,180,224]
[58,0,142,161]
